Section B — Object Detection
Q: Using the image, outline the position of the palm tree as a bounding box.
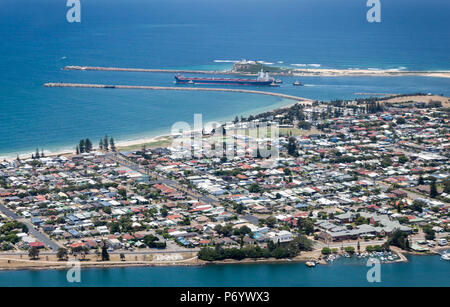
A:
[120,253,125,261]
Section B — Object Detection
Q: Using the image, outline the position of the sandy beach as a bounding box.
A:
[288,68,450,78]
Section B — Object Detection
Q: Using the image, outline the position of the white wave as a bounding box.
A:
[277,61,284,64]
[291,63,321,67]
[213,60,239,63]
[256,61,274,65]
[386,66,408,71]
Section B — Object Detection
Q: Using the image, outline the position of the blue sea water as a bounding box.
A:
[0,254,448,287]
[0,0,449,156]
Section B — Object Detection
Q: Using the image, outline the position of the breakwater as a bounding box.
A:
[64,65,450,78]
[44,83,314,103]
[64,65,252,75]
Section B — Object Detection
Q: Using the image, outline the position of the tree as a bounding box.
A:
[79,139,85,153]
[103,135,109,151]
[383,230,410,250]
[430,180,438,198]
[85,138,92,153]
[321,247,331,255]
[99,139,103,151]
[343,246,355,254]
[160,207,169,217]
[423,225,435,241]
[265,216,277,228]
[108,221,121,234]
[75,145,80,155]
[57,248,68,261]
[28,247,40,260]
[110,137,116,152]
[418,176,424,185]
[118,188,127,200]
[297,218,314,235]
[287,137,299,157]
[248,183,262,193]
[198,247,220,261]
[398,155,408,164]
[233,203,245,214]
[120,253,126,261]
[101,243,110,261]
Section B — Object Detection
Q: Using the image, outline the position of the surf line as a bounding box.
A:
[44,82,314,103]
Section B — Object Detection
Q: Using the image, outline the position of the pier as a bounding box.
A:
[44,83,314,103]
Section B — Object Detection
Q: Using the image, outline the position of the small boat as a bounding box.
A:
[344,253,350,258]
[306,261,316,267]
[275,79,282,84]
[441,251,450,261]
[293,80,303,86]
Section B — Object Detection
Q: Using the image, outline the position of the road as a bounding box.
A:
[0,201,61,251]
[108,152,221,205]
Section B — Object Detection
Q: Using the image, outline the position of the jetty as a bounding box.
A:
[44,83,314,103]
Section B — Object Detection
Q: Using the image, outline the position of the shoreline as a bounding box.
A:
[0,96,304,160]
[2,246,444,272]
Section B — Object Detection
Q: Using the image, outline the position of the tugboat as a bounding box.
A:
[293,80,303,86]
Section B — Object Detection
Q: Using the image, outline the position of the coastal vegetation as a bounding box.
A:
[198,236,313,261]
[76,136,116,154]
[383,230,410,250]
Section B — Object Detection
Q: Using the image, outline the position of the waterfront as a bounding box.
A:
[0,254,447,287]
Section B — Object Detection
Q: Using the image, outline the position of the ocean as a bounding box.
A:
[0,254,448,287]
[0,0,449,156]
[0,0,449,286]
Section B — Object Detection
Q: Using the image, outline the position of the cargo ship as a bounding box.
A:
[174,70,276,86]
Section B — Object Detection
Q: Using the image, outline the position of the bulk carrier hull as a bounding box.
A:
[174,75,274,86]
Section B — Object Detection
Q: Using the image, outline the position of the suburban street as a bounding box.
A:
[0,201,61,251]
